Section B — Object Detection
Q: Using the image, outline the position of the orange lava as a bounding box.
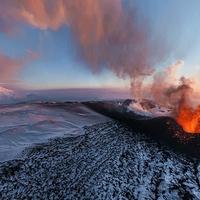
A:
[176,103,200,134]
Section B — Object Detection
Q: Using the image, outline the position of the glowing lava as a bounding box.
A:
[176,103,200,134]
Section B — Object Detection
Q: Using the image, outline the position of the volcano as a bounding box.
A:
[84,99,200,158]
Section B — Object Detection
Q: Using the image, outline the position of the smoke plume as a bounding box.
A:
[150,60,185,106]
[0,0,165,95]
[144,60,195,111]
[0,1,194,104]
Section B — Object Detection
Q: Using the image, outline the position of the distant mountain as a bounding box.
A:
[0,86,14,96]
[0,86,19,104]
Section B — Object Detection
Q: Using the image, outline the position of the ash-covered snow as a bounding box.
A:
[0,121,200,199]
[128,99,172,117]
[0,102,109,162]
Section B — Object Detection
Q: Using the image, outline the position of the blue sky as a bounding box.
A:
[1,0,200,90]
[0,25,130,89]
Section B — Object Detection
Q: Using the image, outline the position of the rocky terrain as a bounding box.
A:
[0,121,200,199]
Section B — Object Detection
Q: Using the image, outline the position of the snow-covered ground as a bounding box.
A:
[0,101,200,199]
[0,121,200,199]
[0,102,109,162]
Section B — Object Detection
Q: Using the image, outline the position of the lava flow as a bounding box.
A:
[176,103,200,134]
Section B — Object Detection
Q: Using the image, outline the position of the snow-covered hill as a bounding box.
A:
[0,102,109,162]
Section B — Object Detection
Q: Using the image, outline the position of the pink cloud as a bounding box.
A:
[0,0,166,94]
[0,51,39,83]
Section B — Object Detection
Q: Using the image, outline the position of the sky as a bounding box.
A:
[1,0,200,91]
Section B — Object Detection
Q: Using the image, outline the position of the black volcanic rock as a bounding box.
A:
[84,101,200,158]
[0,121,200,199]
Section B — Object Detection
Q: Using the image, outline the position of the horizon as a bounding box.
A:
[0,86,131,104]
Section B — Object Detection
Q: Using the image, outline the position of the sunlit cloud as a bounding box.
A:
[0,50,39,83]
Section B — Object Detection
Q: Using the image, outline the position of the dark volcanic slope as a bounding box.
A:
[1,121,200,199]
[84,101,200,158]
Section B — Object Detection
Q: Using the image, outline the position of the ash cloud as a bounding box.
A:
[145,60,194,110]
[0,0,166,94]
[150,60,185,106]
[0,0,194,112]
